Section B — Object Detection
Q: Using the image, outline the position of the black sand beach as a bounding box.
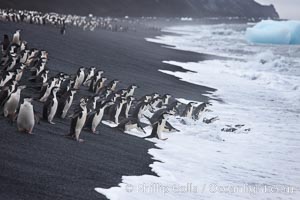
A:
[0,21,215,200]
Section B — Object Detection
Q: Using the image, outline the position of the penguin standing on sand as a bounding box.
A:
[94,77,107,94]
[57,89,77,118]
[149,97,162,112]
[89,70,104,92]
[20,49,30,64]
[17,98,35,134]
[39,77,57,102]
[12,30,21,45]
[57,78,73,98]
[20,41,27,51]
[83,67,96,86]
[67,97,88,142]
[125,84,138,97]
[86,95,100,112]
[107,79,120,91]
[31,59,46,76]
[109,97,127,124]
[3,85,26,121]
[43,87,59,124]
[85,100,114,134]
[121,96,135,118]
[73,67,85,89]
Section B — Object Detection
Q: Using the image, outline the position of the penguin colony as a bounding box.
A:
[0,30,214,142]
[0,9,129,32]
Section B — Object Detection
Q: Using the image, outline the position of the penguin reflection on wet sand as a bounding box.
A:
[67,97,88,142]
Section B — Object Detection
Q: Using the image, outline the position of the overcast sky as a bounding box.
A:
[256,0,300,19]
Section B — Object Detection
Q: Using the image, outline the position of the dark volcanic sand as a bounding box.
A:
[0,21,216,200]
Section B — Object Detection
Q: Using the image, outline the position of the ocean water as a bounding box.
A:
[96,23,300,199]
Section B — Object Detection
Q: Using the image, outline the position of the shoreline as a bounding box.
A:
[96,20,300,200]
[0,20,217,200]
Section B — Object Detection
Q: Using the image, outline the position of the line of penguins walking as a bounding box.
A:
[0,9,129,33]
[0,30,213,142]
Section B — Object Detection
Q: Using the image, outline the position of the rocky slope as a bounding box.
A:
[0,0,279,18]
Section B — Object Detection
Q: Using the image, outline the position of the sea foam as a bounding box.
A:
[96,23,300,200]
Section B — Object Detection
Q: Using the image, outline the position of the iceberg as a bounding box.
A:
[246,20,300,45]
